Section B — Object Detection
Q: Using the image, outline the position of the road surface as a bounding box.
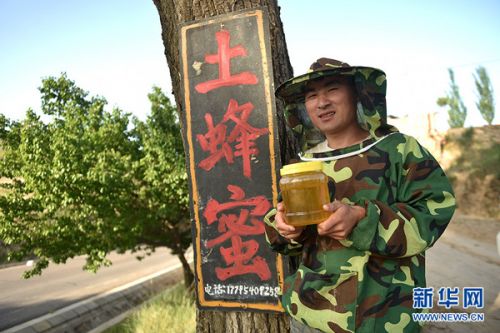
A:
[424,228,500,332]
[0,247,178,331]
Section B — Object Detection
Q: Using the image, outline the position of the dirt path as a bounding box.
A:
[422,213,500,332]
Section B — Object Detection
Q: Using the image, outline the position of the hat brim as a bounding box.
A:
[275,66,385,102]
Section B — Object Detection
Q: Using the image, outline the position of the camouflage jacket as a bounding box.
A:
[265,65,456,332]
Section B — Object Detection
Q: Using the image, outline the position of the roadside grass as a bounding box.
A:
[103,283,196,333]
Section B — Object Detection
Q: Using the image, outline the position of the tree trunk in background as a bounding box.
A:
[152,0,297,331]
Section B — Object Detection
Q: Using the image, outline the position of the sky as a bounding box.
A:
[1,0,499,130]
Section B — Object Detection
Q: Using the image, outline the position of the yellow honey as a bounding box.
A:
[280,161,330,226]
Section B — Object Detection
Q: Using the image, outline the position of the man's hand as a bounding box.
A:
[275,202,305,240]
[317,200,366,239]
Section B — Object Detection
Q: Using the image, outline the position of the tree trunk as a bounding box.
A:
[152,0,297,331]
[177,251,194,288]
[196,309,289,333]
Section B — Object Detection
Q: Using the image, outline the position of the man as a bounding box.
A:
[264,58,456,333]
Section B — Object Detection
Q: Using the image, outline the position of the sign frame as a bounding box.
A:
[179,8,284,312]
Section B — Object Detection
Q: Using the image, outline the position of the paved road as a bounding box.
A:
[0,247,178,331]
[424,228,500,333]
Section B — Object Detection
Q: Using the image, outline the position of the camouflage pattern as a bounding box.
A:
[265,58,456,332]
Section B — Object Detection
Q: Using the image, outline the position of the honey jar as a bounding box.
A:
[280,161,330,226]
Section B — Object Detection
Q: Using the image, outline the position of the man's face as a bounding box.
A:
[303,76,358,137]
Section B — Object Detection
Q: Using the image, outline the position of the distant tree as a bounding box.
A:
[473,66,495,125]
[0,75,193,285]
[437,68,467,128]
[135,86,193,286]
[0,114,22,195]
[0,114,7,143]
[0,115,21,150]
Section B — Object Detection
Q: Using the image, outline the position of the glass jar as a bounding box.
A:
[280,161,330,226]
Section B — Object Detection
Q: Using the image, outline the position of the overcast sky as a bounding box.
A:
[1,0,499,129]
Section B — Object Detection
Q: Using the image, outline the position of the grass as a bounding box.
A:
[104,283,196,333]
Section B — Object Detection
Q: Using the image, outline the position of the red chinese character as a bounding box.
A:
[197,99,269,178]
[204,184,271,281]
[195,29,258,94]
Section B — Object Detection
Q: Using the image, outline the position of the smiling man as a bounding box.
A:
[303,75,368,150]
[264,58,456,333]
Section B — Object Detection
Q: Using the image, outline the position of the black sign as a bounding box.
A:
[179,9,283,311]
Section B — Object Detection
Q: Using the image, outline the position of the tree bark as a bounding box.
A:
[196,309,289,333]
[152,0,297,331]
[177,251,194,288]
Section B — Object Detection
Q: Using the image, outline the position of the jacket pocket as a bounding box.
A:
[282,264,358,333]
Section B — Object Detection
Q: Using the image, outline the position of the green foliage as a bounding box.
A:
[0,75,192,280]
[103,283,195,333]
[0,114,7,145]
[0,115,21,159]
[437,69,467,128]
[134,87,192,284]
[474,66,495,125]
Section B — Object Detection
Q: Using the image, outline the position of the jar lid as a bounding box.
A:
[280,161,323,176]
